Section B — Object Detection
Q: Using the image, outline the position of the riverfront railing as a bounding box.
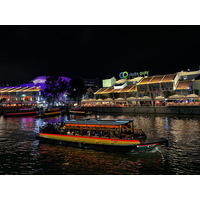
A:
[82,101,200,107]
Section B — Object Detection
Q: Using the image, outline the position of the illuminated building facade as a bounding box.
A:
[94,70,200,99]
[0,76,71,104]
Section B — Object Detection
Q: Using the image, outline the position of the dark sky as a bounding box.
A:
[1,25,200,85]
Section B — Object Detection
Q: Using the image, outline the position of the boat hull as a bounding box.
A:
[37,133,158,153]
[36,111,61,118]
[4,111,36,117]
[69,111,92,115]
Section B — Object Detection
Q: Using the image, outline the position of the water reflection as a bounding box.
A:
[0,114,200,174]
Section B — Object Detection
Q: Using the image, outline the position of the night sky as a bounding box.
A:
[1,25,200,85]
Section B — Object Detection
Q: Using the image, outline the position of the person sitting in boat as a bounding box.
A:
[104,131,108,137]
[86,130,90,136]
[113,131,119,138]
[67,130,71,135]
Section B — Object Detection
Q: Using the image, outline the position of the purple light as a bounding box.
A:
[20,76,71,91]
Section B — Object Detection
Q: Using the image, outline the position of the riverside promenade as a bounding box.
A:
[84,106,200,115]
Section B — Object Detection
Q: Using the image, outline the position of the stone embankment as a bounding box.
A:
[84,106,200,115]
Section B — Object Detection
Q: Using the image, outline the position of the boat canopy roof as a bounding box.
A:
[65,119,133,126]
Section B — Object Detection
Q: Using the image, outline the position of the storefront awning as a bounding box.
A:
[168,94,185,100]
[94,87,109,94]
[176,81,192,90]
[0,86,41,93]
[161,74,176,83]
[137,77,152,85]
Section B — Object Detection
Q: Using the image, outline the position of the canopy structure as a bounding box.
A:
[176,81,192,90]
[186,94,199,99]
[65,119,133,126]
[127,97,138,101]
[81,99,96,103]
[127,77,143,83]
[96,98,103,102]
[137,74,176,85]
[115,79,127,84]
[139,96,152,101]
[168,94,185,100]
[0,86,41,93]
[94,87,108,94]
[103,98,114,102]
[88,99,96,102]
[115,97,126,102]
[155,96,165,101]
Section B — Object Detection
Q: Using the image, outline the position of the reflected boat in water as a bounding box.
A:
[4,108,37,117]
[36,108,61,118]
[69,107,92,115]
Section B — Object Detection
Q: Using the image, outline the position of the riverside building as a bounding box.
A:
[0,76,71,106]
[94,69,200,100]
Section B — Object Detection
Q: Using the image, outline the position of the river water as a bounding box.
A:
[0,113,200,175]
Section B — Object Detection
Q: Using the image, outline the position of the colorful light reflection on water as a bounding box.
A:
[0,114,200,175]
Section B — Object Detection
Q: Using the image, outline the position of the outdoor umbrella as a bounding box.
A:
[103,98,113,102]
[139,96,152,101]
[186,94,199,99]
[127,97,138,101]
[115,97,126,101]
[88,99,97,102]
[155,96,165,101]
[168,94,185,100]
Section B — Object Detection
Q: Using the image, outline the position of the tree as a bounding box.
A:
[42,76,70,106]
[163,91,173,98]
[67,77,86,103]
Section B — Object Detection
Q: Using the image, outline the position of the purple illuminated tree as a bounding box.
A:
[42,76,70,106]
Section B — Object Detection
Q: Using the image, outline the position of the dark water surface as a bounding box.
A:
[0,114,200,175]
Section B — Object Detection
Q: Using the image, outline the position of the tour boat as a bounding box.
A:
[36,108,61,118]
[37,119,167,153]
[4,108,36,117]
[69,107,92,115]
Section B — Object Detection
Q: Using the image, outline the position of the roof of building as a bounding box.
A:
[176,80,192,90]
[94,85,137,94]
[115,79,126,84]
[112,88,123,93]
[161,74,176,83]
[0,76,71,93]
[137,77,152,85]
[127,77,143,82]
[94,87,108,94]
[0,86,41,93]
[101,87,114,94]
[118,85,136,93]
[137,74,176,85]
[128,85,137,92]
[148,75,163,84]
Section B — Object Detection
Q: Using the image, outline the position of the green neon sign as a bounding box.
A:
[119,71,129,79]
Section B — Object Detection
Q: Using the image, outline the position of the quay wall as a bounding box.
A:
[84,106,200,115]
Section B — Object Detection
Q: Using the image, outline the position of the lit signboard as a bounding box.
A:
[119,71,129,79]
[102,77,116,87]
[139,71,149,76]
[120,71,149,79]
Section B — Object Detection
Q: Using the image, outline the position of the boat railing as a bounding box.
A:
[40,121,146,140]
